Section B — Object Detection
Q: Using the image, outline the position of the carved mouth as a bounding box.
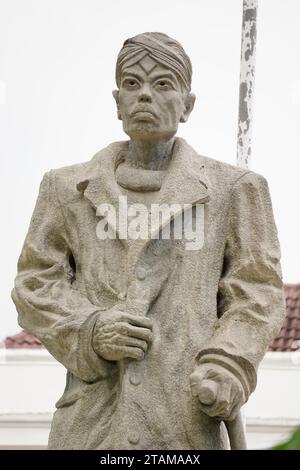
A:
[131,109,157,117]
[131,110,157,121]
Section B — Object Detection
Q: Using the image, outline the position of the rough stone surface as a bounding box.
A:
[11,32,286,450]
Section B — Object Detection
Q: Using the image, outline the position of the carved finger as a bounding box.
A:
[213,381,233,417]
[119,313,153,330]
[117,322,153,343]
[116,334,148,352]
[120,346,145,360]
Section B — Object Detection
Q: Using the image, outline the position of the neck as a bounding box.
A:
[126,137,175,170]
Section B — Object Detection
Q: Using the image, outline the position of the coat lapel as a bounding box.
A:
[76,138,210,247]
[147,138,210,240]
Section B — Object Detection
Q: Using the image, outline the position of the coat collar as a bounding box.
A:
[77,137,210,246]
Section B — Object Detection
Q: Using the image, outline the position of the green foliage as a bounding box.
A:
[271,427,300,450]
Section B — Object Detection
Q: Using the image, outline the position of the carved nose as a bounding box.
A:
[138,93,152,103]
[138,85,152,103]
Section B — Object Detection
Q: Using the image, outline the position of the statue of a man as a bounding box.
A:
[12,32,285,450]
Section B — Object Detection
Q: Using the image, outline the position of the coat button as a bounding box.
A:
[128,432,140,445]
[117,292,126,300]
[130,371,142,386]
[136,267,147,280]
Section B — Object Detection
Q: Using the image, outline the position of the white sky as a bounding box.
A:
[0,0,299,338]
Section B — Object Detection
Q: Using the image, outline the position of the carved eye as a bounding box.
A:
[156,80,172,90]
[123,78,138,89]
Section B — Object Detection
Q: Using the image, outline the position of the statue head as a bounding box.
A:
[113,32,196,142]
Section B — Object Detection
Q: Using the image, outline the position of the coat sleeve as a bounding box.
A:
[197,171,286,399]
[11,171,117,383]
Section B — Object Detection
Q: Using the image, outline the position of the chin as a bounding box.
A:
[125,126,177,142]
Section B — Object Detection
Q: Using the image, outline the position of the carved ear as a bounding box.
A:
[180,93,196,123]
[112,89,122,120]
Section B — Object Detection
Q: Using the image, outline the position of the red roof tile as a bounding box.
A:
[4,284,300,352]
[4,330,43,349]
[269,284,300,352]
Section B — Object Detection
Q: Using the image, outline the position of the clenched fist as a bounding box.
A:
[189,363,246,421]
[92,306,153,362]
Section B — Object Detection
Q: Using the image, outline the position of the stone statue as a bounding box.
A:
[11,32,286,450]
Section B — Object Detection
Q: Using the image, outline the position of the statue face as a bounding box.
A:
[114,55,194,141]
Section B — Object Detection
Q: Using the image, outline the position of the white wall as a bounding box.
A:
[245,352,300,449]
[1,0,300,338]
[1,350,299,449]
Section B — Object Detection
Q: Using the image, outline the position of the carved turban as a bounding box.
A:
[115,32,192,91]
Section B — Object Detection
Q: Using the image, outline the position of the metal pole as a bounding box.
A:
[237,0,258,169]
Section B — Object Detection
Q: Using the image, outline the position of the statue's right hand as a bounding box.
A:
[92,307,153,361]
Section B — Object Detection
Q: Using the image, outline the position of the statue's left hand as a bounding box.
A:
[189,363,246,421]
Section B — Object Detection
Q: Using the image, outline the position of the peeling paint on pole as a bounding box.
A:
[237,0,258,168]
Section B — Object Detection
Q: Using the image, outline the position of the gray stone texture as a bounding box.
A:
[11,32,285,450]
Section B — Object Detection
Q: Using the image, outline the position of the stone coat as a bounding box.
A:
[11,137,286,449]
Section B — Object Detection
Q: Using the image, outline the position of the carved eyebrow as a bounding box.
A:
[121,72,142,82]
[150,73,178,83]
[121,71,178,84]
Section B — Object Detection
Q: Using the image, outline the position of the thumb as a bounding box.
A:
[197,379,219,405]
